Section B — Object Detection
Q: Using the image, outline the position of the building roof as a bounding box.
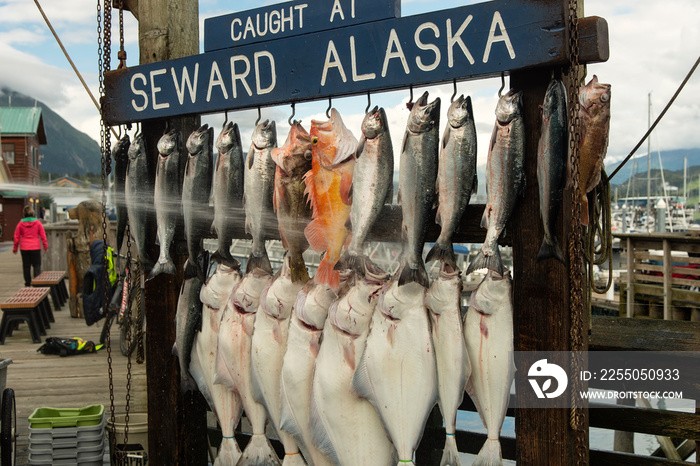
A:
[0,107,47,144]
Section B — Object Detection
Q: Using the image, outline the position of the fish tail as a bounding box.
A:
[236,434,281,466]
[179,374,198,395]
[212,249,241,271]
[581,194,590,226]
[536,237,565,264]
[439,434,461,466]
[314,258,340,290]
[472,439,502,466]
[425,241,456,268]
[465,249,503,276]
[289,252,310,283]
[246,250,273,275]
[148,258,177,279]
[397,261,430,288]
[214,437,242,466]
[334,251,364,275]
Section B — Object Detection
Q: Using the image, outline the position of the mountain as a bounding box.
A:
[0,88,101,176]
[607,148,700,185]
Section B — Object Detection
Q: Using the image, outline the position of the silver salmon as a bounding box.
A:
[426,95,478,269]
[112,134,130,254]
[397,91,440,288]
[425,263,470,466]
[125,133,154,274]
[353,279,438,465]
[183,124,214,278]
[150,128,183,279]
[464,269,515,466]
[212,121,245,268]
[467,90,525,276]
[537,78,568,263]
[245,120,277,275]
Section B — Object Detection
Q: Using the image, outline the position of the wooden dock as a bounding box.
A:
[0,244,147,464]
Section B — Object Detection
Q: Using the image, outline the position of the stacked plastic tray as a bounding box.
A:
[27,405,105,465]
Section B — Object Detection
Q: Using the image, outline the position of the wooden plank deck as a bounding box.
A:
[0,243,147,464]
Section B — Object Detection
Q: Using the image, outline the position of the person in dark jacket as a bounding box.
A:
[13,205,49,286]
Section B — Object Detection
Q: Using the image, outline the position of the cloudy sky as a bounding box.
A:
[1,0,699,176]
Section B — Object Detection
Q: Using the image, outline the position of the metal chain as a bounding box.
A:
[117,0,127,69]
[136,264,145,364]
[566,0,588,465]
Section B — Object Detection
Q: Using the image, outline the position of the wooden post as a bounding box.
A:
[135,1,207,464]
[511,32,588,466]
[626,237,634,318]
[663,239,672,320]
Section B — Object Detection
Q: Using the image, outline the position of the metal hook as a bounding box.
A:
[255,107,261,126]
[223,110,229,127]
[117,125,123,140]
[406,85,414,110]
[326,98,332,119]
[451,79,458,103]
[288,102,296,126]
[498,72,506,98]
[365,92,371,114]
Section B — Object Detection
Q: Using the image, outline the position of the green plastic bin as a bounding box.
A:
[28,404,104,429]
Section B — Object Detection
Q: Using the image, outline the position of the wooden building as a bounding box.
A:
[0,106,46,241]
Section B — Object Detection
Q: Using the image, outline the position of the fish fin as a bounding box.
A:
[213,348,235,391]
[148,258,176,279]
[425,241,456,268]
[246,250,273,275]
[442,125,451,149]
[246,150,255,170]
[397,261,430,288]
[183,258,198,280]
[215,438,243,466]
[249,355,267,408]
[472,439,502,466]
[401,132,408,155]
[314,258,340,291]
[237,434,282,466]
[340,169,353,205]
[351,349,374,401]
[210,220,217,236]
[581,193,590,226]
[472,173,479,196]
[536,237,566,264]
[211,248,241,271]
[289,252,310,283]
[440,434,461,466]
[279,378,302,446]
[355,135,365,159]
[309,386,340,464]
[465,249,503,276]
[304,220,329,253]
[179,374,198,395]
[397,185,402,206]
[480,205,490,229]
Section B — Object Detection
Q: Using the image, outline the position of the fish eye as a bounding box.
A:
[311,136,318,145]
[304,150,312,160]
[600,93,609,102]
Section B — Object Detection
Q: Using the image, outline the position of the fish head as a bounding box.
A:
[271,121,312,178]
[447,95,474,129]
[495,89,523,124]
[579,75,611,118]
[230,268,271,314]
[542,79,567,119]
[407,91,441,133]
[128,133,146,161]
[378,278,426,320]
[310,108,358,168]
[215,121,241,155]
[157,128,180,156]
[470,268,512,315]
[295,283,336,329]
[361,106,388,139]
[112,134,131,161]
[252,119,277,150]
[186,124,211,155]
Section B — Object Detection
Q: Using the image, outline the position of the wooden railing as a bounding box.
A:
[616,232,700,320]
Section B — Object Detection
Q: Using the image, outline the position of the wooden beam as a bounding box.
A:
[112,0,139,21]
[511,54,587,464]
[135,0,206,464]
[589,316,700,352]
[589,403,700,440]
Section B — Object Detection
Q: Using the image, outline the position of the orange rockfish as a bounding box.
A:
[305,108,357,290]
[574,75,611,226]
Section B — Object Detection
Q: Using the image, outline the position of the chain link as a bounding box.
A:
[566,0,588,465]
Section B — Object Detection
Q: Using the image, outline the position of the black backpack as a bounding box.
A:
[37,337,102,357]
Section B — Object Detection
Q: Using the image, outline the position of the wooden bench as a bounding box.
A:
[0,287,52,344]
[31,271,68,313]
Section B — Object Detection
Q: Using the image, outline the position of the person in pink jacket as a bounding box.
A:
[13,205,49,286]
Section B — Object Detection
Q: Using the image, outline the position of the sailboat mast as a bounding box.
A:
[646,92,652,227]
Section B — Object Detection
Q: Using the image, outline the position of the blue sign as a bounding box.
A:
[204,0,401,52]
[103,0,568,125]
